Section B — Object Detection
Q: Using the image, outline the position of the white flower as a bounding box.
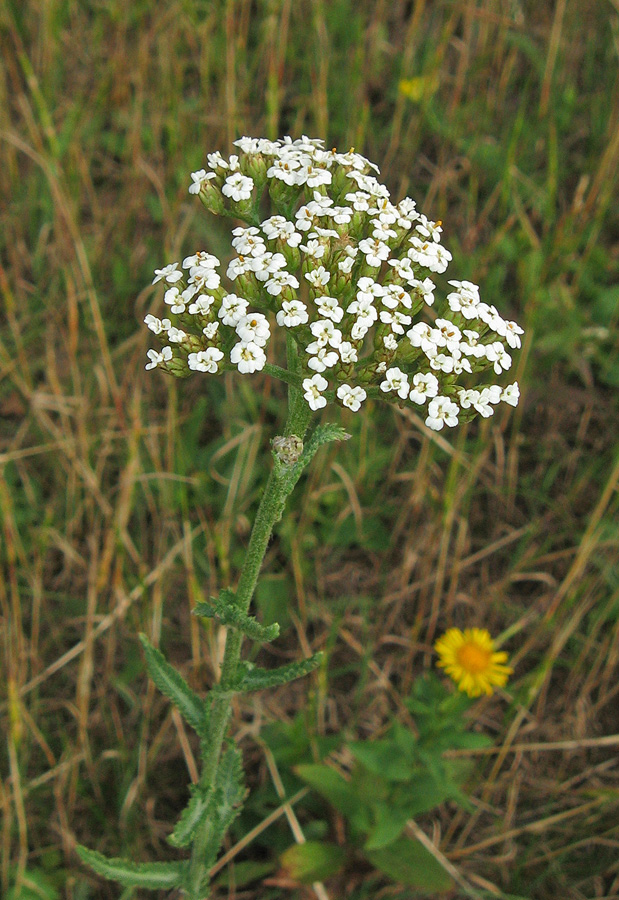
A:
[207,152,228,170]
[144,314,170,334]
[429,353,455,374]
[167,326,187,343]
[504,321,524,349]
[188,170,216,194]
[236,312,270,347]
[253,252,287,280]
[164,292,186,314]
[425,396,460,430]
[383,333,398,351]
[261,216,302,247]
[183,251,220,269]
[485,341,512,374]
[303,374,329,410]
[351,320,371,340]
[305,266,331,288]
[188,348,224,373]
[357,277,385,300]
[338,341,358,363]
[415,215,443,242]
[300,239,326,258]
[276,300,309,327]
[316,296,343,323]
[380,367,410,399]
[347,295,378,322]
[265,271,300,296]
[408,322,437,355]
[345,190,371,211]
[153,263,182,285]
[309,319,342,348]
[145,346,172,370]
[186,268,220,291]
[337,384,367,412]
[295,205,315,231]
[382,285,412,310]
[227,256,254,280]
[331,206,353,224]
[218,293,249,326]
[230,341,266,373]
[434,318,462,352]
[452,356,472,375]
[222,172,254,202]
[409,372,439,404]
[410,277,435,307]
[501,381,520,407]
[299,164,332,188]
[202,322,219,338]
[188,295,215,316]
[266,157,301,185]
[232,227,266,257]
[461,330,486,358]
[307,347,339,372]
[358,237,390,267]
[379,309,411,334]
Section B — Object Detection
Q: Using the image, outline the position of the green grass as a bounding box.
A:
[1,0,619,897]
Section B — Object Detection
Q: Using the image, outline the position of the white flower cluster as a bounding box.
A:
[146,136,523,430]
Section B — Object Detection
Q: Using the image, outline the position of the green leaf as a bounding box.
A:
[233,652,323,692]
[280,841,347,884]
[213,860,275,888]
[348,738,415,782]
[76,847,185,889]
[365,836,452,892]
[191,746,247,878]
[139,634,208,735]
[168,785,212,848]
[364,804,410,850]
[295,764,365,823]
[193,590,280,642]
[391,774,459,818]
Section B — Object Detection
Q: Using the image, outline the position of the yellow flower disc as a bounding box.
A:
[434,627,512,698]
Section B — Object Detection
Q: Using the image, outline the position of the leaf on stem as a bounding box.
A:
[139,634,208,736]
[168,785,212,848]
[232,652,324,692]
[194,591,280,643]
[76,847,186,889]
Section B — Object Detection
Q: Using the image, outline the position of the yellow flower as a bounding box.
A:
[434,628,512,698]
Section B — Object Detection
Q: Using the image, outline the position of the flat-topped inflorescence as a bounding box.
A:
[145,136,523,431]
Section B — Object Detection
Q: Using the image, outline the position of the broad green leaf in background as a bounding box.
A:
[365,836,452,893]
[280,841,347,884]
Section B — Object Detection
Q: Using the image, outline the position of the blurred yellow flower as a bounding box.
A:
[399,73,440,102]
[434,627,512,698]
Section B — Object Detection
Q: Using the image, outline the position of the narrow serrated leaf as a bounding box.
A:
[215,745,246,831]
[168,786,212,848]
[193,597,280,643]
[139,634,207,735]
[76,846,185,889]
[234,652,323,692]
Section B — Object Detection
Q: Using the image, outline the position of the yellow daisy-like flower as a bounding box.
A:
[434,627,512,698]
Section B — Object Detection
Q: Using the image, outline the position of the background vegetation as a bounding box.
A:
[1,0,619,897]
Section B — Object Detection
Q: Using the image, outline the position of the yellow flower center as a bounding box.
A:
[457,642,491,674]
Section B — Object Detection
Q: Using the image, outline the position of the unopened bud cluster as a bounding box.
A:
[146,136,522,430]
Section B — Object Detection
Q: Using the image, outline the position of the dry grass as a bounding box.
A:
[1,0,619,897]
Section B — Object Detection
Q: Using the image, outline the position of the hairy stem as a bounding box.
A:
[186,384,312,898]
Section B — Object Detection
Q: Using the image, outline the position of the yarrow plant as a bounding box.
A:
[78,137,522,898]
[143,135,522,428]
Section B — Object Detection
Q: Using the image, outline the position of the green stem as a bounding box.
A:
[186,391,312,898]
